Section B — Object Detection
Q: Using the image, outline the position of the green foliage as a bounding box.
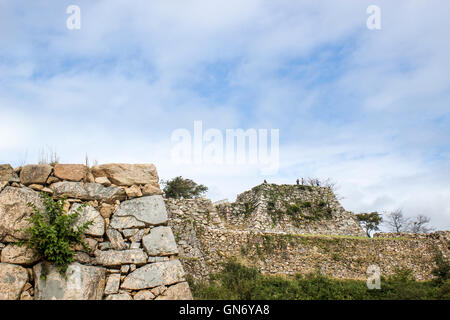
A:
[190,260,449,300]
[286,204,300,216]
[243,201,255,216]
[262,235,276,255]
[432,249,450,283]
[162,176,208,199]
[301,201,312,208]
[18,192,92,276]
[356,212,383,237]
[259,185,335,225]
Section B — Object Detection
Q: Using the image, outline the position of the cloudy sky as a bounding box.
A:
[1,1,449,230]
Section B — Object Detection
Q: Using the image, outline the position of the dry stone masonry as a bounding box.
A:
[0,163,192,300]
[1,162,449,300]
[166,184,449,281]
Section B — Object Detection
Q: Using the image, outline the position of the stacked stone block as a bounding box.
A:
[0,163,192,300]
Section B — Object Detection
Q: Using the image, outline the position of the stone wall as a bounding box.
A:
[216,183,366,236]
[0,163,192,300]
[166,195,449,282]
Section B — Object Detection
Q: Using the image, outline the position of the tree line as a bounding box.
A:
[356,210,433,237]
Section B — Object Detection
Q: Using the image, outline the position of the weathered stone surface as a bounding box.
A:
[143,226,178,256]
[111,196,168,228]
[121,260,185,290]
[94,176,111,186]
[73,251,91,264]
[133,290,155,300]
[109,216,146,229]
[85,172,95,183]
[130,229,147,242]
[33,262,106,300]
[142,184,162,196]
[20,290,33,300]
[42,187,53,194]
[125,185,142,198]
[104,274,121,295]
[100,203,114,219]
[150,285,167,296]
[94,249,147,266]
[1,244,40,265]
[91,163,159,186]
[70,204,105,237]
[0,187,43,241]
[122,228,139,238]
[155,282,193,300]
[46,176,60,185]
[69,203,105,237]
[130,242,140,249]
[20,164,52,185]
[51,182,126,203]
[105,292,133,300]
[98,242,111,251]
[29,184,44,191]
[0,164,20,183]
[106,228,127,250]
[0,263,29,300]
[0,181,8,193]
[85,238,98,252]
[148,256,169,263]
[121,265,130,274]
[53,164,88,182]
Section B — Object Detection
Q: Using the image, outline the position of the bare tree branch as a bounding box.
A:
[384,209,409,233]
[408,215,433,233]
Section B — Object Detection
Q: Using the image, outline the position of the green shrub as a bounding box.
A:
[18,192,92,277]
[432,249,450,283]
[161,176,208,199]
[300,201,312,208]
[286,204,300,216]
[190,259,450,300]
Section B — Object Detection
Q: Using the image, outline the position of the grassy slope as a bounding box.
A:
[187,260,450,300]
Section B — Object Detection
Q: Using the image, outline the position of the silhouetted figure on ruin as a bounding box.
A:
[263,179,267,184]
[296,178,299,185]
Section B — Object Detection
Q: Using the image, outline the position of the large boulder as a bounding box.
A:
[70,204,105,237]
[51,182,126,203]
[53,164,88,182]
[0,263,29,300]
[91,164,159,186]
[33,262,106,300]
[0,187,43,241]
[0,164,20,183]
[110,196,168,229]
[20,164,52,185]
[0,244,40,265]
[94,249,148,266]
[142,226,179,256]
[121,260,185,290]
[155,282,193,300]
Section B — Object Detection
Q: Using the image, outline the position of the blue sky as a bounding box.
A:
[1,1,449,230]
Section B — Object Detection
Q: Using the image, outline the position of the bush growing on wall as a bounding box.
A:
[18,192,92,277]
[162,176,208,199]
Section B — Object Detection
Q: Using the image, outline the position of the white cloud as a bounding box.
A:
[0,0,449,230]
